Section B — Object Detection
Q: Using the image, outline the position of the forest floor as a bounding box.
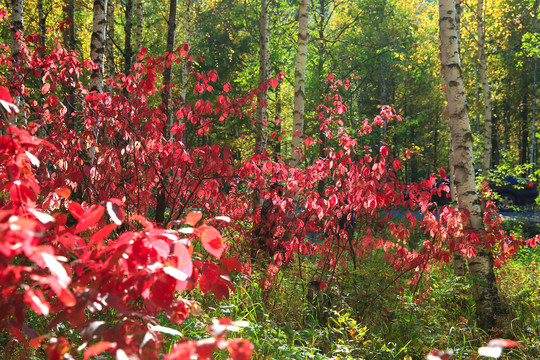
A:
[174,207,540,360]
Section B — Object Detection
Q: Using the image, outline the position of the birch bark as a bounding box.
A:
[439,0,502,331]
[90,0,107,93]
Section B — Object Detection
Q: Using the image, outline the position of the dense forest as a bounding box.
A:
[0,0,540,359]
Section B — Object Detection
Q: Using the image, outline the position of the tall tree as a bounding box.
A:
[439,0,502,331]
[155,0,177,225]
[291,0,309,167]
[477,0,493,176]
[124,0,134,75]
[106,0,115,92]
[136,0,143,54]
[86,0,107,168]
[179,0,193,134]
[10,0,24,123]
[62,0,76,50]
[255,0,270,154]
[90,0,108,93]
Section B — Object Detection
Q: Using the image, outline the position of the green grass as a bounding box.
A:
[175,243,540,360]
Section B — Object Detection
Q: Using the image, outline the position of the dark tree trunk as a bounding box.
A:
[521,94,529,165]
[124,0,134,75]
[63,0,76,50]
[155,0,177,225]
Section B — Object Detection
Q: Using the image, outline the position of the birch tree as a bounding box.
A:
[438,0,502,331]
[90,0,107,93]
[291,0,309,167]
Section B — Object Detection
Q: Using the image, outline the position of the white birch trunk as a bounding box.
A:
[291,0,309,167]
[477,0,492,176]
[90,0,107,93]
[439,0,502,331]
[87,0,107,166]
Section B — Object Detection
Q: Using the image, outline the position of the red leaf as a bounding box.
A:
[151,239,170,259]
[106,201,124,225]
[0,86,13,102]
[165,341,196,360]
[228,338,253,360]
[40,252,71,287]
[84,341,116,360]
[487,339,519,348]
[41,83,51,95]
[196,225,225,259]
[88,223,117,249]
[75,205,104,233]
[186,211,202,226]
[133,214,154,231]
[380,145,389,157]
[24,288,50,315]
[223,83,231,93]
[268,78,279,89]
[439,168,446,179]
[68,202,85,220]
[393,160,401,172]
[221,257,242,273]
[174,243,193,278]
[195,338,217,359]
[55,188,71,199]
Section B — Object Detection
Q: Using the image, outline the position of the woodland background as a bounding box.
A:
[1,0,540,359]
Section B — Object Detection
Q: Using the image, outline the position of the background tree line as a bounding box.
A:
[1,0,538,180]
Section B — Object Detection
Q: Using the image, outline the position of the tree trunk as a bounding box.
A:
[291,0,309,167]
[136,0,143,54]
[452,0,466,277]
[478,0,493,177]
[274,84,282,158]
[86,0,107,167]
[178,0,192,144]
[155,0,177,225]
[63,0,77,129]
[90,0,107,93]
[161,0,177,137]
[521,94,529,165]
[106,0,115,93]
[531,3,538,173]
[532,56,537,173]
[37,0,45,49]
[63,0,76,50]
[124,0,134,75]
[439,0,502,331]
[10,0,25,123]
[255,0,269,155]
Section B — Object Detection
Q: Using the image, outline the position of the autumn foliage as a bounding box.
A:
[0,35,533,359]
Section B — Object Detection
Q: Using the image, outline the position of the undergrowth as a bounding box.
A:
[177,244,540,359]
